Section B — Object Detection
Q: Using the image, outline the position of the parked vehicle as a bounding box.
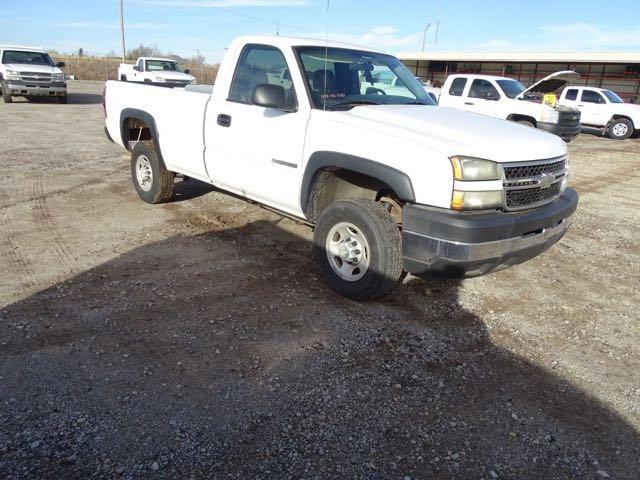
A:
[439,71,582,142]
[103,36,578,299]
[558,86,640,140]
[0,45,67,103]
[118,57,197,87]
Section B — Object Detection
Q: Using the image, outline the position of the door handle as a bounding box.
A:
[464,102,474,105]
[217,114,232,127]
[578,104,584,107]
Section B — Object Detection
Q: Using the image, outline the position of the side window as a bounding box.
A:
[228,44,296,107]
[565,89,578,101]
[136,58,143,70]
[581,90,605,104]
[449,77,467,96]
[469,79,500,100]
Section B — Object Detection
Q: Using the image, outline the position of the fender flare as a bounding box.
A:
[119,108,164,163]
[300,151,416,214]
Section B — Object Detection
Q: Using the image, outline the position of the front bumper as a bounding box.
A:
[5,81,67,96]
[402,188,578,277]
[538,121,581,142]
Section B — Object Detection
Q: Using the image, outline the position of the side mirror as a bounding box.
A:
[486,91,499,100]
[133,65,141,72]
[56,61,66,68]
[184,69,191,75]
[252,84,293,111]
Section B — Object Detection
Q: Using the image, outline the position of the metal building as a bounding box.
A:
[398,51,640,102]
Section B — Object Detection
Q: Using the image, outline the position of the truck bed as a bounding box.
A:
[105,80,211,180]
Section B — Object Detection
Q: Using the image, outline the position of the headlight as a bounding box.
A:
[51,73,64,82]
[451,190,503,211]
[5,69,20,80]
[190,79,197,84]
[450,156,501,181]
[155,77,166,83]
[541,108,559,123]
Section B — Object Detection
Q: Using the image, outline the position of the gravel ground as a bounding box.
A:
[0,81,639,479]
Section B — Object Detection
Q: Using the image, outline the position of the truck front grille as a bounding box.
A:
[20,72,52,83]
[502,157,567,211]
[558,110,581,126]
[506,181,562,209]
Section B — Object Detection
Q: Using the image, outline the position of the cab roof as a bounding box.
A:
[0,45,46,53]
[229,35,384,54]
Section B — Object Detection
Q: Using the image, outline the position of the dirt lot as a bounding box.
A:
[0,81,639,479]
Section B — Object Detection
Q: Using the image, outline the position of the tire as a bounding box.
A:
[606,118,633,140]
[58,95,68,104]
[130,142,175,204]
[2,82,12,103]
[120,75,127,82]
[143,79,152,84]
[313,199,403,300]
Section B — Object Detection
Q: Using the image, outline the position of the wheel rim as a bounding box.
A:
[136,155,153,192]
[612,122,628,137]
[325,222,370,282]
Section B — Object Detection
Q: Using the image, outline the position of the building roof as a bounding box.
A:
[397,51,640,64]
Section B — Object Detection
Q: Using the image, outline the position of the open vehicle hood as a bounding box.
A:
[516,70,580,99]
[341,105,566,163]
[4,63,59,74]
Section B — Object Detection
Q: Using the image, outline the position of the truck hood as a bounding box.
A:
[152,71,196,81]
[516,70,580,99]
[3,63,61,74]
[342,105,566,162]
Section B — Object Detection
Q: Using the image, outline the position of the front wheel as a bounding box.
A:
[606,118,633,140]
[2,82,12,103]
[130,142,175,204]
[313,199,403,300]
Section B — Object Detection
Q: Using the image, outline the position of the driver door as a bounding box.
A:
[463,79,501,116]
[579,90,607,126]
[204,44,310,215]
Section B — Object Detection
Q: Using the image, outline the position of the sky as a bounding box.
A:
[1,0,639,62]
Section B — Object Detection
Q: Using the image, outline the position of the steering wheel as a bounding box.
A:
[365,87,387,96]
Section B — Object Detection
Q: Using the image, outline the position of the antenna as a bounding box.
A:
[323,0,330,110]
[276,20,280,36]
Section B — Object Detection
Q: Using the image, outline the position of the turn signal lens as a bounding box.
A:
[451,190,503,211]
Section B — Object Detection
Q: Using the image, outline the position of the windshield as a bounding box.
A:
[496,79,526,99]
[2,50,54,66]
[602,90,624,104]
[295,46,434,110]
[145,60,183,72]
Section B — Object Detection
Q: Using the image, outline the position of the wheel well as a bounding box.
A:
[610,115,634,126]
[507,114,537,126]
[122,117,154,151]
[305,168,403,223]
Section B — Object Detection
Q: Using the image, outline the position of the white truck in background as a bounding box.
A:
[118,57,197,87]
[103,35,578,299]
[438,71,582,142]
[0,45,67,103]
[558,86,640,140]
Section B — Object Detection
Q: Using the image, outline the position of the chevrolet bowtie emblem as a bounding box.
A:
[538,173,554,189]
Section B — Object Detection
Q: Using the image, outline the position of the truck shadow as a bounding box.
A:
[0,220,638,478]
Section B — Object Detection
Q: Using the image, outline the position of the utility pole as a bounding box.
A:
[120,0,126,61]
[421,23,431,53]
[434,20,440,50]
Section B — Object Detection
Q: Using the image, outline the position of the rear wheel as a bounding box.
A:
[130,142,175,204]
[120,75,127,82]
[313,199,403,300]
[606,118,633,140]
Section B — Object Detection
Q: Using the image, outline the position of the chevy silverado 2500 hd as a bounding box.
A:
[0,45,67,103]
[104,36,578,300]
[118,57,197,87]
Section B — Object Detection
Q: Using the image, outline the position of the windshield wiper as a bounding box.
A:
[329,100,382,110]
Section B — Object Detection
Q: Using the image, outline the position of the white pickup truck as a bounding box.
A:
[118,57,196,88]
[438,71,582,142]
[558,86,640,140]
[104,36,578,299]
[0,45,67,103]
